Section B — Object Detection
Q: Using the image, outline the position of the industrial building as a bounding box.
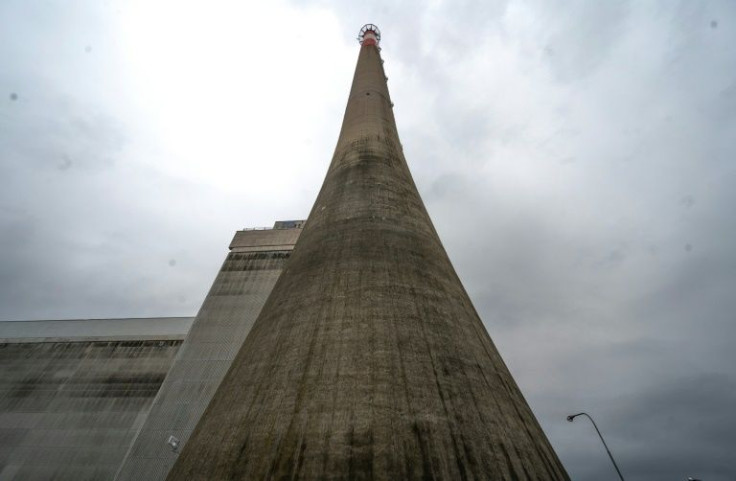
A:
[169,25,568,480]
[0,224,302,481]
[1,25,568,480]
[0,317,190,481]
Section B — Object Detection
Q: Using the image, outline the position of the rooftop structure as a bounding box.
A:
[0,317,193,344]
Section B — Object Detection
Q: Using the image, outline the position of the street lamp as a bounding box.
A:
[567,412,625,481]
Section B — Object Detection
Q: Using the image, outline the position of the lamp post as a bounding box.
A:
[567,412,625,481]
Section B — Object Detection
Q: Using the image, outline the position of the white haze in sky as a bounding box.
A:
[1,1,735,479]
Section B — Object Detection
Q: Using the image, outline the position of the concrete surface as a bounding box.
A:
[115,227,302,481]
[0,317,193,343]
[0,338,182,481]
[168,35,569,480]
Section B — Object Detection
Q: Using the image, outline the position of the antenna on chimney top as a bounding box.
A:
[358,24,381,46]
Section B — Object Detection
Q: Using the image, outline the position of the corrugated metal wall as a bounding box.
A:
[0,340,181,481]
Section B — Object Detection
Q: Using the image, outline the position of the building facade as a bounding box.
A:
[0,223,302,481]
[0,318,191,481]
[115,224,302,480]
[2,25,569,481]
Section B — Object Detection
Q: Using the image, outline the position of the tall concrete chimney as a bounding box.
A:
[168,25,569,480]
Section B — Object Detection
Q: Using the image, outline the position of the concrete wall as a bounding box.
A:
[167,39,569,480]
[229,227,302,252]
[0,336,185,481]
[0,224,302,481]
[0,318,193,344]
[115,226,302,481]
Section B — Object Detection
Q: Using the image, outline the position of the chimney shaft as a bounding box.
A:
[167,25,570,481]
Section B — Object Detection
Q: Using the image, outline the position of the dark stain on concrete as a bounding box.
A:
[168,35,569,481]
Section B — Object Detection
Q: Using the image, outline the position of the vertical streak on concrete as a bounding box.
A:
[116,227,301,480]
[168,32,570,480]
[0,339,182,481]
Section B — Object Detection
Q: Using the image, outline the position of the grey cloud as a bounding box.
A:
[611,375,736,479]
[540,0,631,82]
[1,96,125,172]
[3,0,736,479]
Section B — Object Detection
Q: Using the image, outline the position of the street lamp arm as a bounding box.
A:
[567,412,626,481]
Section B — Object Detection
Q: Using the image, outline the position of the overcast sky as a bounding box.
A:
[1,1,735,479]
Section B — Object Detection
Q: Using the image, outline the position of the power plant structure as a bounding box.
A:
[168,25,569,480]
[0,223,304,481]
[115,223,304,479]
[0,25,568,480]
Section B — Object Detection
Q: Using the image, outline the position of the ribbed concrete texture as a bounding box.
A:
[0,338,182,481]
[115,226,302,480]
[169,30,570,481]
